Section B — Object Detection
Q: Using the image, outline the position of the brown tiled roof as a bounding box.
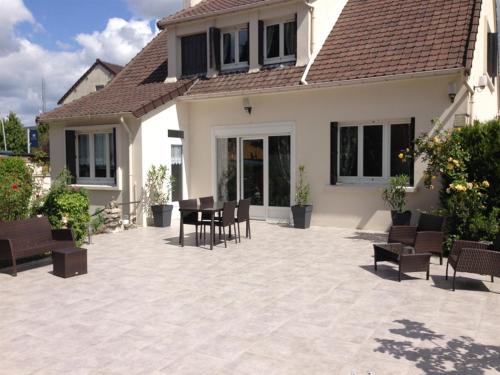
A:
[306,0,482,84]
[99,60,124,75]
[42,32,195,121]
[158,0,278,27]
[188,66,305,96]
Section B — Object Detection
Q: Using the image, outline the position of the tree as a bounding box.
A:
[0,112,28,155]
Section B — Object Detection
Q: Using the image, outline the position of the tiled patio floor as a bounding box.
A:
[1,221,500,374]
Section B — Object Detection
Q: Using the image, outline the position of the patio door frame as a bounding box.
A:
[212,122,296,221]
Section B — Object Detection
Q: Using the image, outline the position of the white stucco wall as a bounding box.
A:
[139,102,190,225]
[182,74,471,231]
[467,0,499,122]
[61,65,115,105]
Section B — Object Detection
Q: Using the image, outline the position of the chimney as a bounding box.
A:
[183,0,203,8]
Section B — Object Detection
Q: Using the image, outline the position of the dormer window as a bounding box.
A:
[264,18,296,65]
[221,26,249,69]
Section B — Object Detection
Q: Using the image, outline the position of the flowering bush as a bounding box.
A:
[413,121,499,246]
[0,157,34,221]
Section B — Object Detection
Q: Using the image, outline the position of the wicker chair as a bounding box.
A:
[214,201,237,248]
[446,240,500,291]
[235,198,251,242]
[179,199,202,247]
[388,213,445,264]
[199,196,215,241]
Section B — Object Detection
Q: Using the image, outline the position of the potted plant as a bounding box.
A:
[382,174,411,225]
[291,165,313,229]
[144,165,174,227]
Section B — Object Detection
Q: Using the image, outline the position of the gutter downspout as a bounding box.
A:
[120,116,135,221]
[464,79,475,124]
[301,0,317,85]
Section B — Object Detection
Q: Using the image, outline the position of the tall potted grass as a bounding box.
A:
[382,174,411,225]
[145,165,174,227]
[291,165,313,229]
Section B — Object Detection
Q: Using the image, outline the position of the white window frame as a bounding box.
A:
[263,17,296,65]
[76,129,115,186]
[220,26,249,70]
[337,119,411,185]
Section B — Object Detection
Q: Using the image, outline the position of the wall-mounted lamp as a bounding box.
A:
[474,75,487,91]
[243,97,252,115]
[448,82,457,103]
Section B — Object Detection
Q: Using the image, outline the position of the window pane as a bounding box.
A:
[266,24,280,58]
[78,134,90,178]
[363,126,383,177]
[269,136,291,207]
[239,28,249,63]
[94,133,107,178]
[216,138,237,201]
[391,124,411,177]
[243,139,264,206]
[340,127,358,176]
[223,32,235,64]
[284,21,296,56]
[171,145,183,202]
[109,133,115,179]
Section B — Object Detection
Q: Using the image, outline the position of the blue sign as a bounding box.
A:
[29,128,38,149]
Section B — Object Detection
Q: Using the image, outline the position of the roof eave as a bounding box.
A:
[181,67,465,101]
[158,0,295,29]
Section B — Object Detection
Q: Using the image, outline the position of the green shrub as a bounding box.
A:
[295,165,311,206]
[414,120,499,246]
[0,157,33,221]
[40,170,90,245]
[382,174,410,212]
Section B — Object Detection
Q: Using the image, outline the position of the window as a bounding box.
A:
[168,130,184,139]
[95,85,105,91]
[181,33,207,77]
[487,32,498,80]
[221,27,249,69]
[337,121,413,184]
[171,145,183,202]
[216,138,237,202]
[76,130,115,185]
[264,18,296,64]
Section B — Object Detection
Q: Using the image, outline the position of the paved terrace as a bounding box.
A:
[1,221,500,374]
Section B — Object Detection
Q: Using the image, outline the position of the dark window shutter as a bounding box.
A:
[112,128,117,185]
[487,32,498,79]
[294,13,298,58]
[209,27,221,71]
[330,122,338,185]
[181,33,208,76]
[409,117,416,186]
[258,20,264,66]
[65,130,76,184]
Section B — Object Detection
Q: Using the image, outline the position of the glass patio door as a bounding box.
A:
[241,138,266,219]
[216,133,292,220]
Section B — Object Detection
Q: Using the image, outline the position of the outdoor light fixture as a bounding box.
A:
[243,98,252,115]
[448,82,457,103]
[474,75,488,91]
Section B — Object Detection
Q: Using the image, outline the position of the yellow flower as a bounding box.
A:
[398,153,405,160]
[467,182,473,189]
[433,136,441,144]
[447,163,454,170]
[482,180,490,188]
[453,159,460,167]
[448,157,453,162]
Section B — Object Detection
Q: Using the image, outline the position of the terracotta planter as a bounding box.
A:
[291,205,313,229]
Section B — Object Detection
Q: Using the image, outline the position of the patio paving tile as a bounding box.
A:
[1,220,500,374]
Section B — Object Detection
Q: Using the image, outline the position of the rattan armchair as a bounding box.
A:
[446,239,500,291]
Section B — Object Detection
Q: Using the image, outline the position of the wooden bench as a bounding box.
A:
[0,217,75,276]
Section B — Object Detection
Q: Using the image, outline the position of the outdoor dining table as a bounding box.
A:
[179,202,233,250]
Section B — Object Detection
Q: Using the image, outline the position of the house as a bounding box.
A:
[39,0,499,230]
[58,59,124,105]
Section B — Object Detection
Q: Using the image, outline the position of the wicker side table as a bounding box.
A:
[52,248,87,278]
[374,243,431,282]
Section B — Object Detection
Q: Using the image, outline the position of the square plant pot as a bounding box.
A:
[151,204,174,227]
[291,205,313,229]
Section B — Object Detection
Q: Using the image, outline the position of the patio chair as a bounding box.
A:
[235,198,251,242]
[388,213,446,264]
[215,201,237,248]
[179,199,202,247]
[199,196,215,241]
[446,239,500,291]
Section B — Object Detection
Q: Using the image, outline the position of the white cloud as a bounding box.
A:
[0,0,35,56]
[125,0,182,20]
[0,6,156,127]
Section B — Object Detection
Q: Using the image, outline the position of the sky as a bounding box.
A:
[0,0,183,127]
